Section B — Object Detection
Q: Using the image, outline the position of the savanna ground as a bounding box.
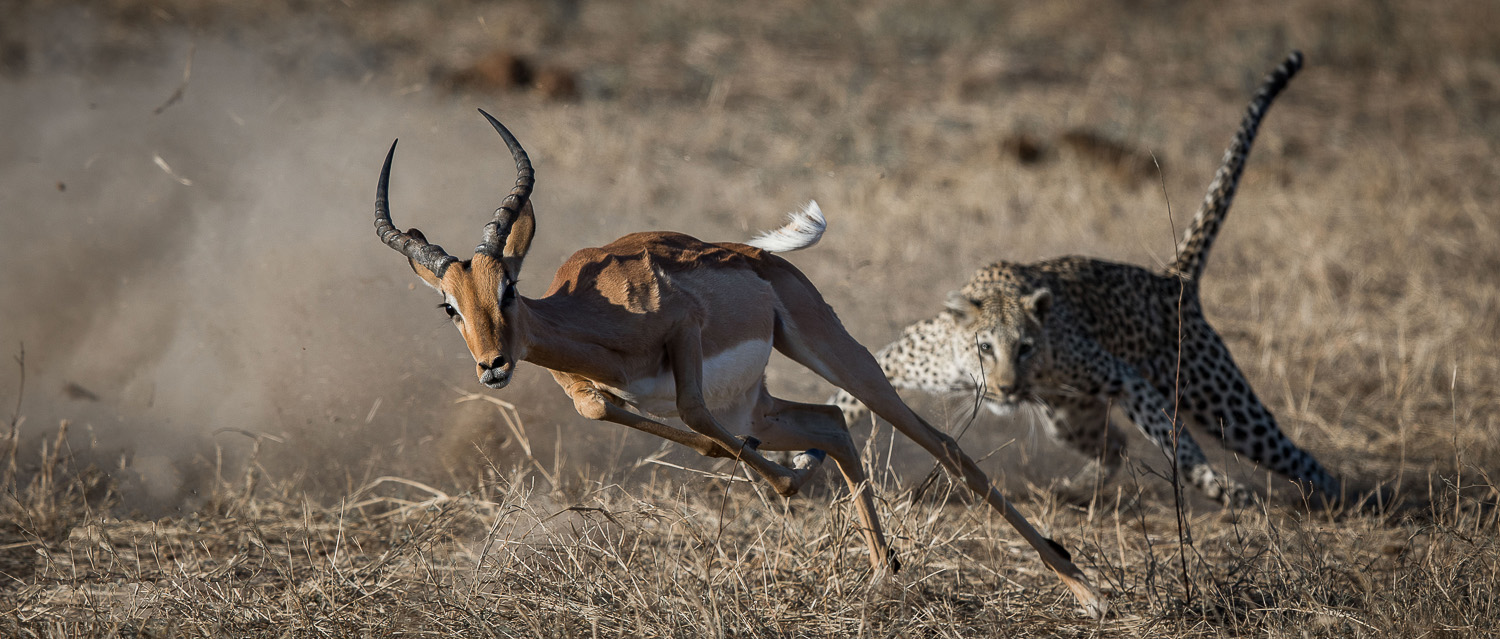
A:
[2,0,1499,636]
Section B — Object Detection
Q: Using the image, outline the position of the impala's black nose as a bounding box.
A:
[478,356,513,389]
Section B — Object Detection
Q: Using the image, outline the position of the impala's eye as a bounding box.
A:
[1018,341,1036,359]
[500,282,517,305]
[439,303,459,320]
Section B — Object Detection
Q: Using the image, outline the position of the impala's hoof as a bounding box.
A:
[1045,537,1072,563]
[741,436,761,450]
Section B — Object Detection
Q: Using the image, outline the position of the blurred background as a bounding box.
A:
[2,0,1496,515]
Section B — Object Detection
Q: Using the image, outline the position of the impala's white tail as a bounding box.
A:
[746,201,826,253]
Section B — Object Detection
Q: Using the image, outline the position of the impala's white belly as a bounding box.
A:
[603,339,771,418]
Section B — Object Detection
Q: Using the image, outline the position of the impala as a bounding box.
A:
[371,110,1105,617]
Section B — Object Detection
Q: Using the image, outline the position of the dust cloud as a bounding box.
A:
[0,16,629,514]
[0,3,1089,517]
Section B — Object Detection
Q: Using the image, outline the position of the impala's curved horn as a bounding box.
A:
[475,109,535,258]
[374,140,458,277]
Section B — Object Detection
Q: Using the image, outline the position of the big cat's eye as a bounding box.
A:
[439,303,459,319]
[978,342,994,354]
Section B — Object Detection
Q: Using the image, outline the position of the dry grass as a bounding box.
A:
[3,0,1499,636]
[4,416,1500,637]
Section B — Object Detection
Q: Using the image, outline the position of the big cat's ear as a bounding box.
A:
[405,228,445,291]
[944,291,983,326]
[1025,288,1053,322]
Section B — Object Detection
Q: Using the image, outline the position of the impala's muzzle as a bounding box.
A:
[478,356,514,389]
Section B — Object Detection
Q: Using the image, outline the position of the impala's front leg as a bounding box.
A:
[666,327,825,497]
[553,373,735,458]
[751,395,896,574]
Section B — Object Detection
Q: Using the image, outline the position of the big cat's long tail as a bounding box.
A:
[1169,51,1303,282]
[746,201,826,253]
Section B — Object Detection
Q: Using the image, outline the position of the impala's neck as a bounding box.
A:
[511,295,625,382]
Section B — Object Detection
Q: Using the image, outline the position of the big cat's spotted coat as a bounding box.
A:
[833,51,1340,507]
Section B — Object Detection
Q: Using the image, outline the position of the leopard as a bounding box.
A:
[832,51,1340,507]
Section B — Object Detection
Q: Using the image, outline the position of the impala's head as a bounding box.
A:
[945,286,1053,412]
[374,110,537,389]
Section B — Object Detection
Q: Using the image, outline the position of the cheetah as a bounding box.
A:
[832,51,1339,507]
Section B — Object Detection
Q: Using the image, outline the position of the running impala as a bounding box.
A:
[370,110,1105,617]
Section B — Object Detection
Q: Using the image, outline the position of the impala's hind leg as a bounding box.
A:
[765,276,1105,617]
[748,393,895,573]
[782,330,1103,615]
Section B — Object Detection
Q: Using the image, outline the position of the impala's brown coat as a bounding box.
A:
[373,110,1106,618]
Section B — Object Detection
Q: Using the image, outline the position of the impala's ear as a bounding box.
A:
[1024,288,1053,322]
[405,228,445,291]
[501,200,535,277]
[944,291,983,326]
